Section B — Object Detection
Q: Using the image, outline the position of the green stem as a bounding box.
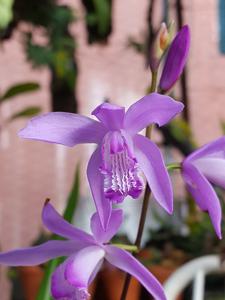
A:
[112,243,139,253]
[120,71,157,300]
[150,71,158,92]
[167,162,181,171]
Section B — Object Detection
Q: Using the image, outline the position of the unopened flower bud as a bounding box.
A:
[159,25,190,92]
[149,22,174,72]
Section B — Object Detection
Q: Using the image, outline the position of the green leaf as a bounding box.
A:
[8,106,41,121]
[93,0,111,35]
[1,82,40,102]
[36,168,80,300]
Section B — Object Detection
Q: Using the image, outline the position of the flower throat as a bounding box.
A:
[100,131,143,203]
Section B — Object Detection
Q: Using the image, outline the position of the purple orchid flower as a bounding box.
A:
[19,92,184,228]
[0,202,167,300]
[182,137,225,239]
[159,25,190,92]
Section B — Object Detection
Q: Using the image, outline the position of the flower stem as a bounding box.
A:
[167,162,181,171]
[112,243,139,253]
[119,71,157,300]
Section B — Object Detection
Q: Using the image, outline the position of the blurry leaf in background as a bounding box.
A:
[25,36,53,67]
[8,106,41,121]
[127,36,146,54]
[1,82,40,102]
[36,168,80,300]
[168,118,192,143]
[159,117,195,156]
[81,0,112,44]
[0,0,14,29]
[221,121,225,134]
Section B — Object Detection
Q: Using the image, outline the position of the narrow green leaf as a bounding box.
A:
[1,82,40,102]
[8,106,41,121]
[36,168,80,300]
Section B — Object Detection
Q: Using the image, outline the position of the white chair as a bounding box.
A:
[163,255,224,300]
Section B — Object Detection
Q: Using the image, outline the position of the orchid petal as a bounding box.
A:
[51,259,77,299]
[193,158,225,189]
[105,245,166,300]
[0,240,79,266]
[134,134,173,214]
[65,246,105,288]
[92,102,125,130]
[124,93,184,134]
[91,209,123,243]
[182,162,222,238]
[185,136,225,163]
[87,146,112,229]
[18,112,106,147]
[159,25,190,92]
[42,202,94,244]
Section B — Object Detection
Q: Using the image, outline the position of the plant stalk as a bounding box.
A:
[119,71,157,300]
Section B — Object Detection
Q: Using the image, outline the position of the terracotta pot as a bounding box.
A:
[149,265,183,300]
[103,267,140,300]
[18,266,44,300]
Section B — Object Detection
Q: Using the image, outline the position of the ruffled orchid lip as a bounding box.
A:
[100,130,144,204]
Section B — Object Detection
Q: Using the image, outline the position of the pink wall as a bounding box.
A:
[0,0,224,298]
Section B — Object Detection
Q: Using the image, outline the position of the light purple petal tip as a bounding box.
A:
[124,93,184,134]
[42,202,94,245]
[134,135,173,214]
[184,136,225,163]
[159,25,190,92]
[105,245,167,300]
[87,146,112,230]
[18,112,106,147]
[0,240,79,266]
[92,102,125,130]
[182,163,222,239]
[193,157,225,190]
[91,209,123,243]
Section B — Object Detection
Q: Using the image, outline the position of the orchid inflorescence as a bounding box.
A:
[0,24,224,300]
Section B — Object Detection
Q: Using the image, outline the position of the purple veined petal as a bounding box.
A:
[134,134,173,214]
[105,245,166,300]
[0,240,79,266]
[91,209,123,244]
[42,202,95,245]
[193,157,225,190]
[92,102,125,130]
[159,25,190,92]
[18,112,107,147]
[87,146,112,230]
[65,246,105,289]
[185,136,225,163]
[124,93,184,135]
[182,162,222,239]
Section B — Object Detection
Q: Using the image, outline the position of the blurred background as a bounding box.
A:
[0,0,225,299]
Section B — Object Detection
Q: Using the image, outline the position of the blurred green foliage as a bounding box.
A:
[0,0,14,29]
[0,82,41,123]
[81,0,112,44]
